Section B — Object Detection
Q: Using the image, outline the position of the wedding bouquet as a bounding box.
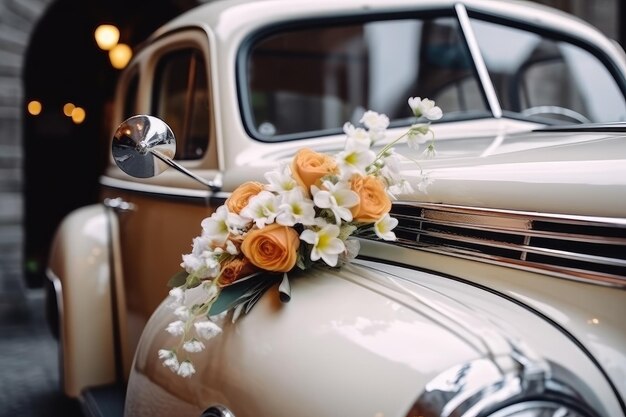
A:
[159,97,442,377]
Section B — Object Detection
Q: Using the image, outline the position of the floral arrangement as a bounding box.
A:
[158,97,442,377]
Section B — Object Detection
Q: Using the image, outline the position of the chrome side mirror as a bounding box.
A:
[112,115,175,178]
[112,115,222,191]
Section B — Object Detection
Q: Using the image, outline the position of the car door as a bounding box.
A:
[100,29,221,376]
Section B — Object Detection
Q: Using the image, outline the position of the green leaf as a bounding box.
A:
[167,270,189,288]
[208,272,276,316]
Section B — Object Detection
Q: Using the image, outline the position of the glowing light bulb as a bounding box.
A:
[109,43,132,69]
[71,107,86,124]
[27,100,42,115]
[95,24,120,51]
[63,102,75,117]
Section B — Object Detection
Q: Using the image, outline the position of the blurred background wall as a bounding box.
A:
[0,0,623,293]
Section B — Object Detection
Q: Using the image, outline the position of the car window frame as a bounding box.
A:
[235,7,494,143]
[465,8,626,124]
[142,28,218,170]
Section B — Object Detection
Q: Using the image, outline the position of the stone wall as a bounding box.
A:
[0,0,50,295]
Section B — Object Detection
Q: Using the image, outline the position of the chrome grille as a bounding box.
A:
[376,203,626,287]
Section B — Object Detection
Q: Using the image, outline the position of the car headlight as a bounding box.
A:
[406,359,600,417]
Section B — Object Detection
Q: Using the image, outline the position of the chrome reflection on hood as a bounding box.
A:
[407,358,599,417]
[349,262,601,417]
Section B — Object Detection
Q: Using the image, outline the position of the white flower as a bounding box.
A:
[165,320,185,336]
[177,360,196,378]
[168,287,185,305]
[225,239,238,255]
[407,124,430,150]
[201,206,230,244]
[181,244,220,279]
[159,349,179,372]
[417,173,434,194]
[343,238,361,262]
[389,179,414,197]
[183,338,205,353]
[240,190,279,228]
[174,306,190,321]
[408,97,442,120]
[359,110,389,131]
[300,222,346,267]
[343,122,371,142]
[421,143,437,159]
[312,181,359,224]
[374,214,398,241]
[158,349,173,360]
[276,189,316,226]
[265,164,298,194]
[194,320,222,340]
[336,144,376,178]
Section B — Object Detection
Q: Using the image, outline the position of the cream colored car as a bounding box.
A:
[46,1,626,416]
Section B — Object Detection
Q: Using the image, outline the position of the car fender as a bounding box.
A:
[46,204,121,398]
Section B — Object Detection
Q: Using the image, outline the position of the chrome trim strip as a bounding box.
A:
[396,214,626,245]
[378,202,626,288]
[455,3,503,118]
[403,229,626,267]
[396,201,626,227]
[99,175,232,200]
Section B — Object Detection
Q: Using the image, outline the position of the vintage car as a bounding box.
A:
[45,0,626,416]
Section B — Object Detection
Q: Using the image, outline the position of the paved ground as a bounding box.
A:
[0,278,83,417]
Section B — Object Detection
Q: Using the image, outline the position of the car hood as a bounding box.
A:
[397,129,626,217]
[125,258,620,417]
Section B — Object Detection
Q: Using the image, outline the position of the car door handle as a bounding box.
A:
[103,197,136,213]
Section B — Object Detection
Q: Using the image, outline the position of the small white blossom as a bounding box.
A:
[336,143,376,178]
[408,97,442,120]
[177,360,196,378]
[359,110,389,131]
[343,238,361,262]
[417,173,435,194]
[277,189,316,226]
[421,143,437,159]
[194,320,222,340]
[201,206,230,244]
[343,122,371,146]
[181,245,220,279]
[158,349,173,360]
[374,214,398,241]
[265,164,298,194]
[165,320,185,336]
[161,352,179,372]
[300,222,346,267]
[168,287,185,304]
[407,124,431,150]
[312,181,359,224]
[240,190,279,228]
[225,239,238,255]
[183,338,206,353]
[389,179,414,197]
[174,306,191,321]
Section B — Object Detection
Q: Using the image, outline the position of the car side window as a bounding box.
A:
[152,48,209,160]
[470,18,626,124]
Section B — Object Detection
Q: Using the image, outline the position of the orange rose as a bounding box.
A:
[291,148,338,195]
[226,181,265,214]
[241,224,300,272]
[350,175,391,222]
[218,257,257,287]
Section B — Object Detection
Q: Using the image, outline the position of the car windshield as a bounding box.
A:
[240,12,626,141]
[470,18,626,125]
[241,15,490,141]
